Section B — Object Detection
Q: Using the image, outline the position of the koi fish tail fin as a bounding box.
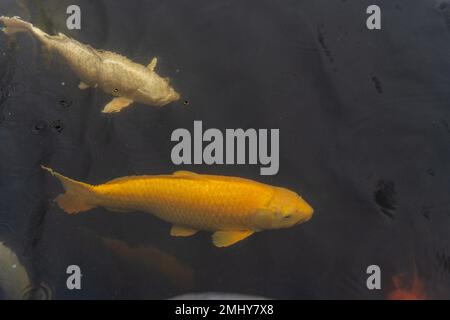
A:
[0,16,51,46]
[41,165,98,214]
[0,16,33,35]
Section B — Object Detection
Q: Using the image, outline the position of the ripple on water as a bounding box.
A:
[22,282,52,300]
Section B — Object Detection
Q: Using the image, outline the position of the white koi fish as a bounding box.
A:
[0,16,180,113]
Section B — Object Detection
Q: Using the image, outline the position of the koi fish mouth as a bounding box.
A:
[296,211,313,225]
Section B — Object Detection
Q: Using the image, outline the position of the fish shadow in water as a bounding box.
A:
[75,214,197,295]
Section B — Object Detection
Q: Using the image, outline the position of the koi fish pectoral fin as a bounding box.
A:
[78,82,90,90]
[170,225,199,237]
[212,230,254,248]
[102,97,134,113]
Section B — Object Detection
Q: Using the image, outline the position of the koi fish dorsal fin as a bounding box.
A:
[95,50,133,64]
[212,230,254,248]
[56,32,69,39]
[173,171,201,178]
[147,57,157,71]
[170,225,198,237]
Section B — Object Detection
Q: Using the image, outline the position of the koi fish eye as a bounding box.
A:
[112,88,120,96]
[283,214,292,220]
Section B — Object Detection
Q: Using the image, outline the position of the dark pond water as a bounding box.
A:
[0,0,450,299]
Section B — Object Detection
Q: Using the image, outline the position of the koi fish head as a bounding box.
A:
[135,76,180,107]
[252,187,313,230]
